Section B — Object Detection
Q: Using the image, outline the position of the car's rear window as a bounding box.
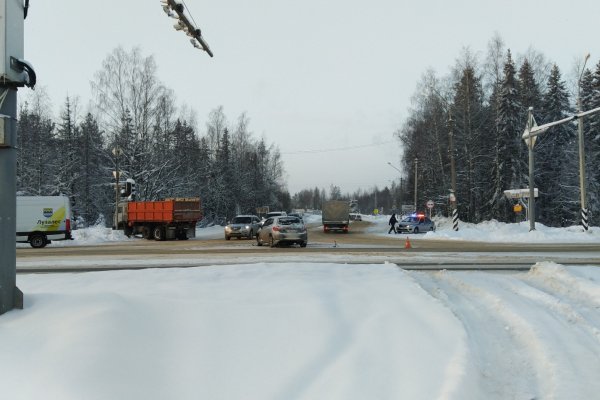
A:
[279,217,300,225]
[232,217,251,223]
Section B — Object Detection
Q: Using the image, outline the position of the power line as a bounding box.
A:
[281,140,395,155]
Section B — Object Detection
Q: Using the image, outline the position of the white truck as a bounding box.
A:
[16,196,74,248]
[322,200,350,233]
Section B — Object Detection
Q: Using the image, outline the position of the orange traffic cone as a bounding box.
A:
[404,236,412,249]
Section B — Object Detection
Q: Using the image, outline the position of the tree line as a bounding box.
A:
[16,47,288,227]
[396,35,600,227]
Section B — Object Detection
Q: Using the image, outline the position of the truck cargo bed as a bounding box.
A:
[126,198,202,223]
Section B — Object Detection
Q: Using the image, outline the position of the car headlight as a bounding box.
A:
[225,226,232,232]
[245,225,250,230]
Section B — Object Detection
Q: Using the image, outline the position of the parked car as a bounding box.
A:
[349,213,362,221]
[225,215,262,240]
[265,211,287,219]
[396,213,435,234]
[287,212,304,221]
[256,215,307,247]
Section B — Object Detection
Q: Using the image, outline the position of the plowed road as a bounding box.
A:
[16,221,600,272]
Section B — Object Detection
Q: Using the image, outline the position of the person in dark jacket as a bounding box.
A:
[388,213,398,234]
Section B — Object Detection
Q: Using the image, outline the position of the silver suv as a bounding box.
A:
[257,216,307,247]
[225,215,262,240]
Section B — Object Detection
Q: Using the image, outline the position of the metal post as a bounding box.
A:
[113,147,121,230]
[414,157,418,212]
[0,88,23,315]
[527,108,536,232]
[577,53,590,232]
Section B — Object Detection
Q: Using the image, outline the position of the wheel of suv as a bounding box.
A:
[413,227,419,234]
[256,234,263,246]
[300,241,307,248]
[269,235,276,248]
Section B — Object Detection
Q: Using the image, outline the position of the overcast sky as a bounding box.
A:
[23,0,600,195]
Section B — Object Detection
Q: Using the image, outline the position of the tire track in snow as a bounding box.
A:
[412,267,600,400]
[521,262,600,344]
[409,270,545,400]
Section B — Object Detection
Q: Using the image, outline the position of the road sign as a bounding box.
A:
[426,200,434,209]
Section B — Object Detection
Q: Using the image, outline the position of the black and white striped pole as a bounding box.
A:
[449,191,458,231]
[448,114,458,231]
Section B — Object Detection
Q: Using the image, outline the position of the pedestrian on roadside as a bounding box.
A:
[388,213,398,234]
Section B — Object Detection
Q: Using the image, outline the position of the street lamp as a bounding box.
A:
[112,146,122,230]
[414,158,418,212]
[577,53,591,231]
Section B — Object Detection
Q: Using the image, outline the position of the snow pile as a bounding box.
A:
[367,214,599,243]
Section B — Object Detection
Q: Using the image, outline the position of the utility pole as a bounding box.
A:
[447,112,458,231]
[525,107,536,232]
[1,0,33,315]
[577,53,590,231]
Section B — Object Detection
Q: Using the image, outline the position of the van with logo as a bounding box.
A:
[16,196,73,248]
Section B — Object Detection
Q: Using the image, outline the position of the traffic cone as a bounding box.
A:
[404,236,412,249]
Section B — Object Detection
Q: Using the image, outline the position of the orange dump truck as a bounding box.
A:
[115,198,202,240]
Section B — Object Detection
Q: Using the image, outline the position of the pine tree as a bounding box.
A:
[538,64,577,226]
[16,103,57,195]
[489,50,523,221]
[452,63,487,222]
[55,97,81,207]
[76,113,112,226]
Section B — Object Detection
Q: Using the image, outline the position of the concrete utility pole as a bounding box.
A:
[1,0,32,315]
[577,53,591,231]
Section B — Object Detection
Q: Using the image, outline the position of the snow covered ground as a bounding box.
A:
[4,216,600,399]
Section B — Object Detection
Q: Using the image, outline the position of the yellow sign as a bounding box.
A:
[513,204,523,213]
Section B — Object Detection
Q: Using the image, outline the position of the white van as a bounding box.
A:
[16,196,73,248]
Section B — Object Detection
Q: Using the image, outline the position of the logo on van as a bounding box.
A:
[43,208,53,217]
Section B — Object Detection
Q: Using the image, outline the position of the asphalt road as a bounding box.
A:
[16,220,600,272]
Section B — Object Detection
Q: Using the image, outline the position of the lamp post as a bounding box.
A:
[414,158,418,212]
[577,53,591,232]
[112,146,122,230]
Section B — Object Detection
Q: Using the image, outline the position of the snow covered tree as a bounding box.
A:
[537,64,577,226]
[16,98,57,196]
[489,50,523,222]
[54,97,81,207]
[452,60,488,222]
[75,113,112,226]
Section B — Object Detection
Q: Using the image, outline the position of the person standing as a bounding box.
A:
[388,213,398,234]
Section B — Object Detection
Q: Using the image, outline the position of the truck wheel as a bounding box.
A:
[300,241,307,248]
[225,235,231,240]
[153,226,166,241]
[142,226,152,240]
[30,233,47,249]
[124,226,134,238]
[177,231,188,240]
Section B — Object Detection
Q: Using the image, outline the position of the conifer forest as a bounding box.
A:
[16,38,600,228]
